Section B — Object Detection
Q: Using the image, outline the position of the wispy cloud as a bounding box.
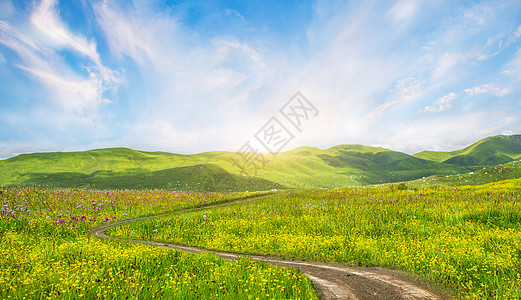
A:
[421,93,458,113]
[387,0,419,29]
[515,24,521,38]
[94,0,270,93]
[91,0,274,150]
[93,1,163,67]
[374,77,425,114]
[31,0,100,64]
[464,84,510,96]
[0,0,120,120]
[30,0,120,87]
[502,48,521,81]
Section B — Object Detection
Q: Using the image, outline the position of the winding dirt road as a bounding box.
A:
[90,194,451,300]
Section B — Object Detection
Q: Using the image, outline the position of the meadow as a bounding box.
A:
[112,179,521,299]
[408,160,521,188]
[0,188,317,299]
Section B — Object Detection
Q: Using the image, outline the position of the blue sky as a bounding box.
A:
[1,0,521,158]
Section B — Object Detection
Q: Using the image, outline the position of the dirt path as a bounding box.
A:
[91,194,450,300]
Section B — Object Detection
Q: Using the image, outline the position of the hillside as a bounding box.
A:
[1,135,520,191]
[414,135,521,167]
[403,159,521,188]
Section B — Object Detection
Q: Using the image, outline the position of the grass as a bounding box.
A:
[0,187,317,299]
[3,135,521,298]
[0,137,491,190]
[112,179,521,299]
[404,159,521,188]
[414,134,521,166]
[0,148,284,192]
[3,134,521,191]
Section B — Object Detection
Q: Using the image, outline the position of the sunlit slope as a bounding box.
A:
[244,145,467,188]
[1,135,520,190]
[414,134,521,167]
[0,145,465,190]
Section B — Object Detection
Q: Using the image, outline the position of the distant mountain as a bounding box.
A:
[1,135,520,191]
[414,135,521,167]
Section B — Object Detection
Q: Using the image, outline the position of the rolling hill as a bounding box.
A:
[1,134,520,191]
[414,135,521,167]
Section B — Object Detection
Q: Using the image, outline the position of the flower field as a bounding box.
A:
[112,179,521,299]
[0,188,317,299]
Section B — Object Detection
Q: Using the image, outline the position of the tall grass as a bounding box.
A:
[0,187,317,299]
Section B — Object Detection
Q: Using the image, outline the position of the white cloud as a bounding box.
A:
[93,0,273,115]
[374,77,425,114]
[422,2,518,83]
[93,1,161,67]
[30,0,120,86]
[0,20,45,64]
[374,100,398,114]
[388,77,425,103]
[502,48,521,80]
[431,53,461,80]
[464,84,510,96]
[387,0,419,29]
[0,1,120,120]
[463,4,494,26]
[279,1,521,152]
[421,92,458,113]
[31,0,99,64]
[18,66,108,114]
[515,24,521,38]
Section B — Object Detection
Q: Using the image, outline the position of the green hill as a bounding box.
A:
[414,135,521,167]
[1,135,521,191]
[0,149,284,192]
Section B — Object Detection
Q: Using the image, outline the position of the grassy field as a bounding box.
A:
[0,188,317,299]
[405,159,521,188]
[112,179,521,299]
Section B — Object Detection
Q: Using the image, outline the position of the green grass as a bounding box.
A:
[1,134,520,191]
[12,164,283,192]
[4,134,521,299]
[2,233,317,300]
[414,134,521,166]
[112,179,521,299]
[0,149,284,192]
[403,159,521,188]
[0,188,317,299]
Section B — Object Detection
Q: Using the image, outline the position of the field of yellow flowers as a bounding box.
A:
[112,179,521,299]
[0,188,317,299]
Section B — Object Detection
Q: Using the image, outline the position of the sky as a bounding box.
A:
[1,0,521,158]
